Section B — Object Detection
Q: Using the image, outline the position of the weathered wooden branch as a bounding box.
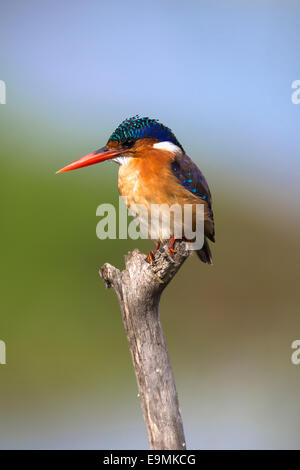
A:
[99,240,190,450]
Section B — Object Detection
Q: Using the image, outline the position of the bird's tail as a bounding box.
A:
[196,237,213,265]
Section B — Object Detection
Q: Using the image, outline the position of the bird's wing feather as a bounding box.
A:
[171,153,215,240]
[171,154,213,215]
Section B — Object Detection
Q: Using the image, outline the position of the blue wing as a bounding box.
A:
[171,153,215,240]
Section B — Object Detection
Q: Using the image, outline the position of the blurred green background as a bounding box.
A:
[1,0,300,449]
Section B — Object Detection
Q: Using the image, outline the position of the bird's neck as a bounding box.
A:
[118,150,174,205]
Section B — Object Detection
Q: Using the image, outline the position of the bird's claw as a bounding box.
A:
[147,250,155,264]
[168,237,178,257]
[146,242,161,264]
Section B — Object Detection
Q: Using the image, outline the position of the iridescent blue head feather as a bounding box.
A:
[108,115,184,152]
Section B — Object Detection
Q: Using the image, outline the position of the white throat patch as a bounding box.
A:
[113,156,132,166]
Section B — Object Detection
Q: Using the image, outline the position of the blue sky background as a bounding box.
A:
[1,0,300,189]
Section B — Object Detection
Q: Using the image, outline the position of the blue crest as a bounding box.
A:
[108,115,184,151]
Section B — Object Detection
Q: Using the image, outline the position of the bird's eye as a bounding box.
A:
[123,138,135,149]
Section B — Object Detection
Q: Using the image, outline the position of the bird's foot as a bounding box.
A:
[168,237,191,257]
[147,250,155,264]
[168,237,180,257]
[146,242,161,264]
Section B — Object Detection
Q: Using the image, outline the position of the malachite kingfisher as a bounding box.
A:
[57,116,215,264]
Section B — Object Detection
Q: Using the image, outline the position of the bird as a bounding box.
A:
[57,115,215,264]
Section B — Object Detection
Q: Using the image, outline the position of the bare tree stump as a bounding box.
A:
[99,240,190,450]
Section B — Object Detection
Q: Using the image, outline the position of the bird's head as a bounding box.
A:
[56,116,184,173]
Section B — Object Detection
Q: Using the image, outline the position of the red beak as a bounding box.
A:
[56,146,126,174]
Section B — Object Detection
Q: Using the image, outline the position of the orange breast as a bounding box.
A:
[118,151,211,240]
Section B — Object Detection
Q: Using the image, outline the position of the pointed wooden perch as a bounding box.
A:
[99,240,190,450]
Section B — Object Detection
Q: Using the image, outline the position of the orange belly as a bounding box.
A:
[118,156,212,241]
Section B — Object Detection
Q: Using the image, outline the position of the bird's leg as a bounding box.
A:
[168,236,180,257]
[147,242,161,264]
[168,236,192,257]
